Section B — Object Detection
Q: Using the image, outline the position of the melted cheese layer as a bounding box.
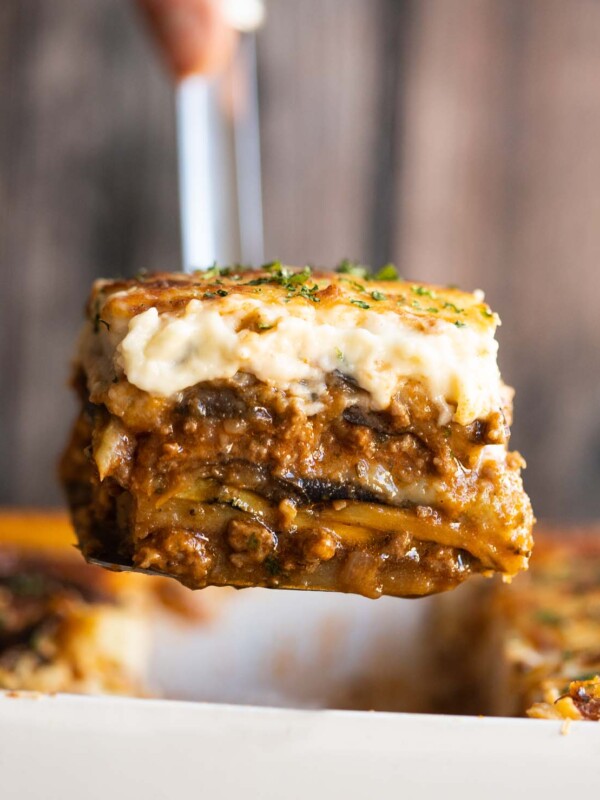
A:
[116,294,502,424]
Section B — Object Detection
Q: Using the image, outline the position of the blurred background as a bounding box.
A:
[1,0,600,519]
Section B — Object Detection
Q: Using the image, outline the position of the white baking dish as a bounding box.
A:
[3,584,600,798]
[2,693,599,799]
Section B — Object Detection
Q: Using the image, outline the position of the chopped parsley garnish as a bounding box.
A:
[257,321,274,331]
[370,290,386,301]
[335,347,344,361]
[339,277,366,292]
[337,259,369,279]
[247,277,270,286]
[247,264,321,302]
[200,264,235,279]
[427,307,439,313]
[444,301,464,314]
[454,320,467,328]
[286,265,312,285]
[411,285,436,299]
[263,260,284,273]
[350,299,371,310]
[203,291,216,299]
[481,308,493,319]
[264,555,281,576]
[216,289,229,297]
[374,263,399,281]
[295,282,320,303]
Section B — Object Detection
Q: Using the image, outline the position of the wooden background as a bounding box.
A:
[2,0,600,521]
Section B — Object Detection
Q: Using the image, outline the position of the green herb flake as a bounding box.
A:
[454,320,467,328]
[216,289,229,297]
[335,347,344,361]
[481,308,493,319]
[250,264,321,302]
[263,260,284,274]
[246,277,270,287]
[411,285,436,299]
[286,265,312,286]
[203,291,216,299]
[350,299,371,310]
[300,283,321,302]
[371,290,386,302]
[340,277,366,292]
[202,263,226,280]
[444,302,464,314]
[257,321,274,331]
[337,259,369,279]
[374,263,399,281]
[264,555,281,576]
[427,307,439,313]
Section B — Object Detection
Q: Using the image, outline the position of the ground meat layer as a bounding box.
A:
[61,372,533,599]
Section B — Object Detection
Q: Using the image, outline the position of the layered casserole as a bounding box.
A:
[61,265,533,598]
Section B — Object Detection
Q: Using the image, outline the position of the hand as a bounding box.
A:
[135,0,238,79]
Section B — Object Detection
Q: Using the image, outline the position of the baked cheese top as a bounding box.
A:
[81,266,504,425]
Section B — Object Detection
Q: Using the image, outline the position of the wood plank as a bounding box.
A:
[0,0,180,505]
[258,0,382,267]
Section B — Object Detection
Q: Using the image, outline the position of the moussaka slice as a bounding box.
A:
[61,265,533,598]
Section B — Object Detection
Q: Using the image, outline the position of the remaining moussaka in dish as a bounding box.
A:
[491,531,600,721]
[61,264,533,598]
[0,511,150,695]
[433,529,600,720]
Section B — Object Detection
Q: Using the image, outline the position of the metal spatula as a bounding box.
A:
[177,0,265,271]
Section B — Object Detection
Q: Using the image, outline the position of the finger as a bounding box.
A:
[135,0,238,79]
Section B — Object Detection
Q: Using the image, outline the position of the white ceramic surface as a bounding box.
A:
[4,585,599,798]
[150,587,435,712]
[1,693,600,799]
